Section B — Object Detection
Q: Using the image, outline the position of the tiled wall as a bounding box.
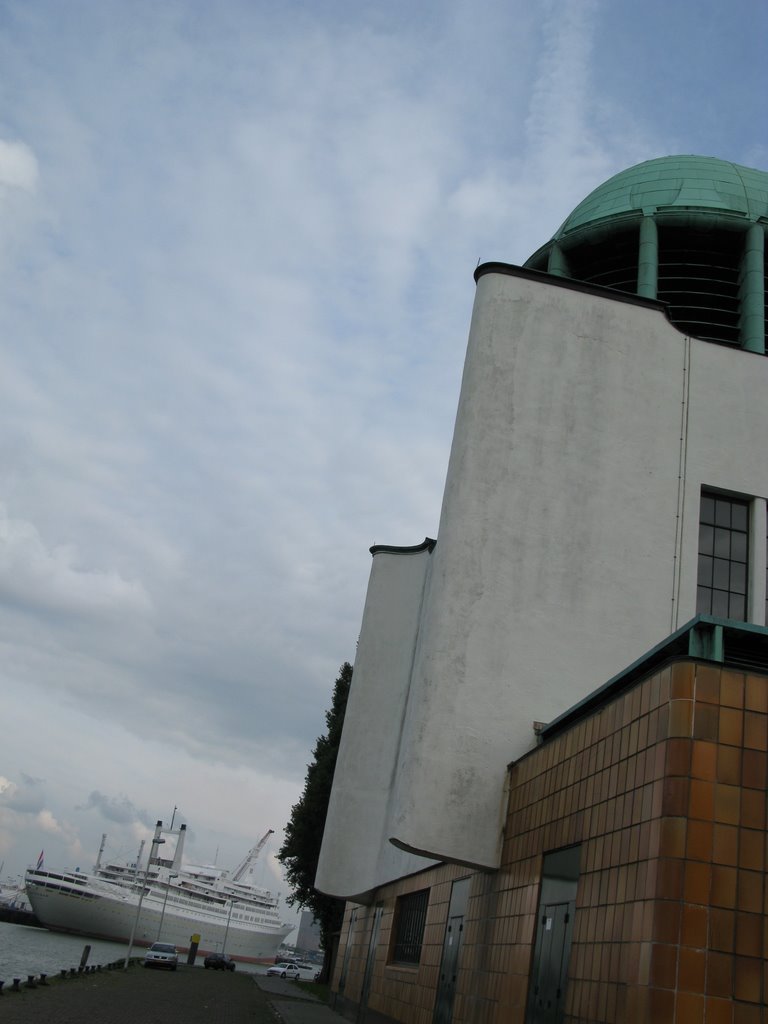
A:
[330,659,768,1024]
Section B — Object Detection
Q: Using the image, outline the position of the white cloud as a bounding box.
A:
[0,504,152,617]
[0,139,38,191]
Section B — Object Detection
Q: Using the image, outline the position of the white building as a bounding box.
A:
[316,155,768,908]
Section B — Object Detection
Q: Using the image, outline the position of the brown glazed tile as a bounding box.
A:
[666,737,692,776]
[693,703,719,741]
[712,824,739,866]
[675,991,705,1024]
[686,819,714,862]
[740,790,765,830]
[689,779,715,820]
[653,900,681,943]
[744,675,768,713]
[659,817,687,858]
[739,829,765,872]
[741,749,766,790]
[681,904,708,948]
[649,986,675,1023]
[672,662,695,698]
[732,1003,761,1024]
[696,664,721,704]
[684,861,711,904]
[678,946,706,992]
[710,908,735,951]
[737,870,763,913]
[656,859,685,900]
[650,943,678,988]
[719,707,744,746]
[733,956,762,1003]
[705,996,734,1024]
[706,951,734,997]
[721,671,745,709]
[717,746,742,785]
[710,865,738,908]
[691,740,717,780]
[735,913,763,957]
[714,784,741,825]
[669,699,694,738]
[663,777,690,817]
[743,712,768,752]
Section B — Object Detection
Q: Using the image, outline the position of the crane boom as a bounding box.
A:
[230,829,274,883]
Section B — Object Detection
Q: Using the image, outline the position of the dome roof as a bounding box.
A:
[552,155,768,241]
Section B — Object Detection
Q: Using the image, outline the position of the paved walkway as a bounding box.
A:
[0,963,347,1024]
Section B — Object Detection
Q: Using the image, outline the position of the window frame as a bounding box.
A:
[389,889,429,967]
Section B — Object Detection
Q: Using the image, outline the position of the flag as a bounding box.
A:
[36,850,44,870]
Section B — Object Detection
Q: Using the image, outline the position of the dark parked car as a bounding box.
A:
[204,952,236,971]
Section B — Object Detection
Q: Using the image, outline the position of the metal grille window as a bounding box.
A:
[391,890,429,965]
[697,494,749,620]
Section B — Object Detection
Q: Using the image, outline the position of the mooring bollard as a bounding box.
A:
[11,979,21,992]
[26,975,37,989]
[69,968,76,977]
[60,969,67,979]
[40,974,48,985]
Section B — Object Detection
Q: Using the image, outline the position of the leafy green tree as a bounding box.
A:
[278,662,352,966]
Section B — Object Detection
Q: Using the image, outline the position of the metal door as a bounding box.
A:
[337,907,357,997]
[433,877,470,1024]
[526,900,575,1024]
[357,904,383,1023]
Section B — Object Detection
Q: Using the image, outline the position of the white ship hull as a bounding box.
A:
[26,876,292,962]
[25,824,294,964]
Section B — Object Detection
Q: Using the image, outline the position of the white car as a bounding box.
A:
[266,962,301,979]
[144,942,179,970]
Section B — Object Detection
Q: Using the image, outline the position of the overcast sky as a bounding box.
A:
[0,0,766,925]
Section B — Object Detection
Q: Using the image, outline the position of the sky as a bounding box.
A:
[0,0,766,927]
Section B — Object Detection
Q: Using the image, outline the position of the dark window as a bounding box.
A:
[697,493,749,621]
[391,889,428,965]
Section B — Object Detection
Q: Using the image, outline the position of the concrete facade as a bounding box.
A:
[315,156,768,1024]
[317,265,768,892]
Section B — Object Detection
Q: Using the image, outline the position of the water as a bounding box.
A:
[0,922,271,980]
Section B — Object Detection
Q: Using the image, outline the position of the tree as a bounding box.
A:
[278,661,352,968]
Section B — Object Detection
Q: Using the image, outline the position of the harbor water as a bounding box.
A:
[0,921,270,981]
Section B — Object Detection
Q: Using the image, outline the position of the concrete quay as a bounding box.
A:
[0,962,345,1024]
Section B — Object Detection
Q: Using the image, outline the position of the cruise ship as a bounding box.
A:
[25,821,294,962]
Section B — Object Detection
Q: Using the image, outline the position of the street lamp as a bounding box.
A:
[156,873,178,942]
[124,822,165,970]
[222,897,237,954]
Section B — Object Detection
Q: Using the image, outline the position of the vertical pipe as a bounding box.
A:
[740,223,765,353]
[637,215,658,299]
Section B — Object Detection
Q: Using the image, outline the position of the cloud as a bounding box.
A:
[0,504,152,618]
[0,774,45,814]
[0,138,38,192]
[77,791,155,828]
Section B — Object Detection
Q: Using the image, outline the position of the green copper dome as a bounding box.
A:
[523,155,768,353]
[552,155,768,240]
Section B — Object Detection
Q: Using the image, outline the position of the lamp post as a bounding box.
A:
[222,897,236,954]
[124,822,165,970]
[156,873,177,942]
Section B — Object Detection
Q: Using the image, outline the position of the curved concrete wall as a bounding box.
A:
[319,265,768,890]
[315,543,437,902]
[388,270,768,869]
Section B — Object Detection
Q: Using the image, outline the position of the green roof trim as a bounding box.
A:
[551,155,768,241]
